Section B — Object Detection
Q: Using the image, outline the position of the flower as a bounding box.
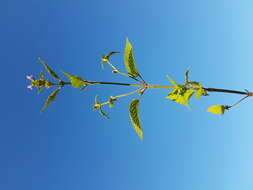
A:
[27,85,33,90]
[26,75,34,81]
[26,75,35,90]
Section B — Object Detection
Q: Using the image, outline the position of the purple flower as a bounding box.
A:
[27,85,33,90]
[26,75,34,81]
[26,75,34,90]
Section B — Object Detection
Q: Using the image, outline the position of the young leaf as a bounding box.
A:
[98,109,110,119]
[207,105,225,115]
[39,71,44,80]
[129,99,143,140]
[106,51,120,58]
[188,81,202,88]
[62,71,86,88]
[41,88,61,112]
[38,58,60,80]
[166,87,194,107]
[196,88,207,99]
[166,75,178,87]
[93,95,109,119]
[101,52,119,64]
[124,38,139,78]
[101,55,108,63]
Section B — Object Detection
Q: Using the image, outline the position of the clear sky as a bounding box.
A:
[1,0,253,189]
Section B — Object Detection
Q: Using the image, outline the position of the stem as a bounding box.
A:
[100,88,143,106]
[107,61,141,82]
[203,88,249,95]
[60,80,253,96]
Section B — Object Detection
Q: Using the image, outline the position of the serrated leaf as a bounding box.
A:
[124,38,139,78]
[167,87,194,107]
[129,99,143,140]
[38,58,60,80]
[207,105,225,115]
[41,88,61,112]
[166,75,178,87]
[62,71,86,88]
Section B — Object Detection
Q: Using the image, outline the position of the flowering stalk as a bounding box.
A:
[26,38,253,140]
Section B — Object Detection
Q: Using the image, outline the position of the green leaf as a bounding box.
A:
[196,88,207,99]
[62,71,86,88]
[106,51,120,58]
[98,109,110,119]
[38,58,60,80]
[39,71,44,80]
[166,87,194,107]
[41,88,61,112]
[207,105,225,115]
[124,38,139,78]
[166,75,178,87]
[129,99,143,140]
[93,95,109,119]
[188,81,202,88]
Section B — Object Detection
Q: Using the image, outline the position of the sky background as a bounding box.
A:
[1,0,253,189]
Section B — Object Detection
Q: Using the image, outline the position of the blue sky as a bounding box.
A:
[1,0,253,189]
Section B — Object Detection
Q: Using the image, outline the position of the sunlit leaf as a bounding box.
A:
[62,71,86,88]
[188,81,202,88]
[101,55,108,63]
[41,88,61,112]
[124,38,139,78]
[196,88,207,99]
[207,105,225,115]
[167,87,194,107]
[129,99,143,140]
[38,58,60,80]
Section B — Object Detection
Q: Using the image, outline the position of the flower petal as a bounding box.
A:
[27,85,33,90]
[26,75,33,81]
